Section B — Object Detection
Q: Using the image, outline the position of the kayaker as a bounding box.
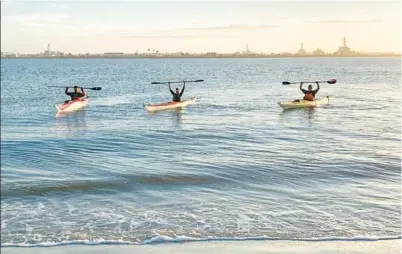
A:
[65,86,86,102]
[300,82,320,101]
[169,82,185,102]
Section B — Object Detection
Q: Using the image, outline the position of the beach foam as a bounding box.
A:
[2,234,400,247]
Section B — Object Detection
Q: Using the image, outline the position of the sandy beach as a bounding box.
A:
[2,240,401,254]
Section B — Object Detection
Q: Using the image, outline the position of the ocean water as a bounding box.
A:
[1,57,401,247]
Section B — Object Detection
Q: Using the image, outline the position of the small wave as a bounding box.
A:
[1,173,220,198]
[328,105,388,111]
[1,239,132,248]
[2,235,400,247]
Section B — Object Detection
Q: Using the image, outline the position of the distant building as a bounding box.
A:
[243,44,252,55]
[169,52,183,57]
[312,48,326,55]
[103,52,125,56]
[44,44,51,56]
[1,52,16,58]
[334,37,354,55]
[43,44,64,57]
[296,43,307,55]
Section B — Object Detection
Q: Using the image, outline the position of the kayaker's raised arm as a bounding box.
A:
[315,82,320,92]
[180,82,186,96]
[65,87,71,95]
[169,83,175,95]
[81,87,86,96]
[300,82,308,93]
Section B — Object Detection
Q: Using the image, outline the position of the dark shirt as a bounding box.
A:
[65,87,85,100]
[169,83,185,102]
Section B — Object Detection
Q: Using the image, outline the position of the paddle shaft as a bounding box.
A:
[282,79,336,85]
[48,86,102,90]
[151,79,204,85]
[286,81,328,84]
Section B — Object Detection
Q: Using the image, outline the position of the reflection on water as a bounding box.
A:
[174,108,183,124]
[278,107,317,127]
[306,107,315,120]
[54,110,87,137]
[147,108,184,127]
[279,107,315,116]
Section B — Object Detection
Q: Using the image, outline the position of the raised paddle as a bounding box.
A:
[151,80,204,84]
[282,79,337,85]
[48,86,102,90]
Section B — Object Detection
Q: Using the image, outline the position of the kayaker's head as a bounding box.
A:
[74,86,79,92]
[308,85,313,91]
[175,88,180,94]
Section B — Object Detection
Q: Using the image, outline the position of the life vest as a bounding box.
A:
[303,93,314,101]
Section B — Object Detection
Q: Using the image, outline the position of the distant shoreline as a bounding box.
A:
[1,54,400,60]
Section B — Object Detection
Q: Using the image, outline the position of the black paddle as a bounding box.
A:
[48,86,102,90]
[282,79,337,85]
[151,79,204,84]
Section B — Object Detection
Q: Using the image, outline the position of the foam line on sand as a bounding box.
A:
[2,239,401,254]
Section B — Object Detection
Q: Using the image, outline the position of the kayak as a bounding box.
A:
[145,97,196,112]
[56,97,89,113]
[278,96,329,109]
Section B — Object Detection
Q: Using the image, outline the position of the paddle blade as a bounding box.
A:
[282,81,291,85]
[327,79,337,84]
[91,87,102,90]
[194,79,204,82]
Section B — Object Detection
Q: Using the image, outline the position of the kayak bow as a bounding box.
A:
[145,97,196,112]
[278,96,329,110]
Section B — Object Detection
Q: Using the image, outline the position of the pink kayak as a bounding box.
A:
[56,97,89,113]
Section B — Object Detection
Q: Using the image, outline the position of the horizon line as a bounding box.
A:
[2,50,401,55]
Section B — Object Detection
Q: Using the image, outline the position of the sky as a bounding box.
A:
[1,0,400,54]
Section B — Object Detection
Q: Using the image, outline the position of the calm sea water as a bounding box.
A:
[1,57,401,247]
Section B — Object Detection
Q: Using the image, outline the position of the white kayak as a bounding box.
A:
[278,96,329,109]
[145,97,196,112]
[56,97,89,113]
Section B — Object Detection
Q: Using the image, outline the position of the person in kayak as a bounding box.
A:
[300,82,320,101]
[169,82,185,102]
[65,86,86,102]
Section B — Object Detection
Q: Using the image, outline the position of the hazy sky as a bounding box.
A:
[1,0,400,54]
